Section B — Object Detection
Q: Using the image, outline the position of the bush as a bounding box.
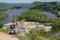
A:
[0,27,10,34]
[0,23,3,28]
[46,18,60,36]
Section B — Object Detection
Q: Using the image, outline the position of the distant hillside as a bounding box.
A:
[30,2,60,10]
[0,3,30,7]
[30,2,59,7]
[30,2,60,17]
[0,3,8,6]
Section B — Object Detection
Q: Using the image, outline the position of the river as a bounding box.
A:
[0,7,57,24]
[0,7,29,24]
[42,11,57,19]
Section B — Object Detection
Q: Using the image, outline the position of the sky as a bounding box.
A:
[0,0,59,3]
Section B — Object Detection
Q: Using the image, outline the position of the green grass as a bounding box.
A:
[0,27,10,34]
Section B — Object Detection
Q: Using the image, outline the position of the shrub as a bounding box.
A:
[0,23,3,28]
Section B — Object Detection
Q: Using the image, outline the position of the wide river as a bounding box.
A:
[0,7,57,24]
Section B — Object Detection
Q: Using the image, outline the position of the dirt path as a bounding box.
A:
[0,32,19,40]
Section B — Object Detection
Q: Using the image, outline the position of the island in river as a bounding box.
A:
[0,12,8,20]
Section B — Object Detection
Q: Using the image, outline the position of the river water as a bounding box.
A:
[0,7,29,24]
[0,7,57,24]
[42,11,57,19]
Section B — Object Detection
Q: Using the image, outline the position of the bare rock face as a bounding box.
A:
[44,26,52,32]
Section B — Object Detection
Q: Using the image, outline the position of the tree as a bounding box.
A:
[18,10,51,23]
